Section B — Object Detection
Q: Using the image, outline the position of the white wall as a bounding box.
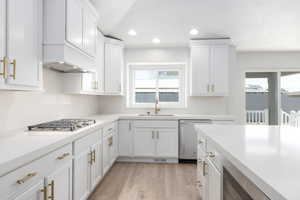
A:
[0,68,101,135]
[100,47,228,115]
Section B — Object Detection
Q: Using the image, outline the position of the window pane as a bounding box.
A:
[159,92,179,102]
[135,92,156,103]
[158,71,179,88]
[135,70,157,89]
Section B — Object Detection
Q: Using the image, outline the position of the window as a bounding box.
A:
[128,63,186,108]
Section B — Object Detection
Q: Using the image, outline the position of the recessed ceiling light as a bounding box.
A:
[152,38,161,44]
[128,29,137,36]
[190,28,199,35]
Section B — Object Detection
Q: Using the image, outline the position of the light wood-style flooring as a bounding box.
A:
[89,162,200,200]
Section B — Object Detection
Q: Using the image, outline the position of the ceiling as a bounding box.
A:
[91,0,300,51]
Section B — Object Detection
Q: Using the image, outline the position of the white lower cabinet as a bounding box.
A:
[102,122,118,175]
[73,130,103,200]
[133,121,179,160]
[14,181,44,200]
[134,128,156,157]
[206,158,222,200]
[46,161,73,200]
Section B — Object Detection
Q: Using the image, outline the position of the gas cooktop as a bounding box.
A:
[28,119,96,132]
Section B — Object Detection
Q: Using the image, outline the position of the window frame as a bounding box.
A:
[127,63,187,108]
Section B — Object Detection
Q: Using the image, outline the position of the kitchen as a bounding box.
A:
[1,0,300,200]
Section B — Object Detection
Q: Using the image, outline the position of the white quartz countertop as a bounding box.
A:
[195,125,300,200]
[0,113,234,177]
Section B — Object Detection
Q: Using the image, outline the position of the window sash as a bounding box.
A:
[128,63,186,108]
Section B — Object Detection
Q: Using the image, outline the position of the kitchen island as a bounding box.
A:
[195,125,300,200]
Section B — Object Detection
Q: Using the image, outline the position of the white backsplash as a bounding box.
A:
[0,68,101,135]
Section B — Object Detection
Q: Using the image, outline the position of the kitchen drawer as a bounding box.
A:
[206,140,223,171]
[73,130,101,155]
[103,123,115,137]
[134,120,178,128]
[0,154,50,199]
[48,143,72,170]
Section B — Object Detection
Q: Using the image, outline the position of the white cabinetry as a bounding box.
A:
[102,122,118,175]
[46,161,73,200]
[206,158,222,200]
[14,181,44,200]
[133,121,178,161]
[104,38,124,95]
[44,0,98,70]
[118,120,134,157]
[0,0,42,90]
[134,128,156,157]
[0,144,73,200]
[73,130,102,200]
[190,39,233,96]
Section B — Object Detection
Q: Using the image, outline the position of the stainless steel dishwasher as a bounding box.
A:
[179,119,212,161]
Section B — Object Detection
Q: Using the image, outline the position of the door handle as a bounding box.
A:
[0,56,8,79]
[9,59,16,80]
[48,180,54,200]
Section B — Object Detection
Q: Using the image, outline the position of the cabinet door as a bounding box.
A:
[0,0,5,85]
[46,161,73,200]
[207,159,222,200]
[90,142,102,191]
[83,9,97,57]
[96,31,105,92]
[210,45,229,96]
[66,0,83,49]
[15,180,44,200]
[133,128,156,157]
[190,46,210,96]
[197,148,207,200]
[102,134,111,175]
[82,72,97,92]
[118,120,133,157]
[6,0,40,87]
[156,129,178,158]
[105,43,123,94]
[113,124,119,162]
[73,149,91,200]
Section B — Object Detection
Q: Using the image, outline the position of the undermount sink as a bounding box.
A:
[138,114,176,117]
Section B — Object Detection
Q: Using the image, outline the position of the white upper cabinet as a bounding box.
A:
[104,38,124,95]
[190,39,234,96]
[0,0,42,90]
[95,30,105,93]
[66,0,83,49]
[44,0,98,71]
[83,7,97,57]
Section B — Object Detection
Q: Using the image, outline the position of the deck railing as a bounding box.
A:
[246,109,269,125]
[247,109,300,127]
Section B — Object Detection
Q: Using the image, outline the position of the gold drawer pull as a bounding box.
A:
[48,180,54,200]
[16,172,37,184]
[10,59,16,80]
[40,185,48,200]
[56,152,70,160]
[0,56,8,79]
[108,136,113,146]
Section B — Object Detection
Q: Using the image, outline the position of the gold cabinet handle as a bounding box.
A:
[208,152,215,158]
[108,136,113,146]
[9,59,16,80]
[56,152,70,160]
[48,180,54,200]
[92,150,96,163]
[16,172,37,184]
[40,186,48,200]
[0,56,8,79]
[89,151,93,164]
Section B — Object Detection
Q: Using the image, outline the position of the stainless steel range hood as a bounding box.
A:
[44,62,92,73]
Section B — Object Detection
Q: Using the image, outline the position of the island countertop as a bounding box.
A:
[195,125,300,200]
